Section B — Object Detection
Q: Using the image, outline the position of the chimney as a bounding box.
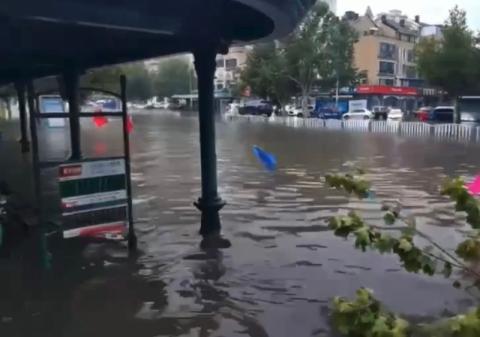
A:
[415,15,420,23]
[400,19,405,27]
[381,15,387,23]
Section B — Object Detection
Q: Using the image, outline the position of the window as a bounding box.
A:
[225,59,238,69]
[407,50,415,63]
[379,78,395,86]
[379,61,395,75]
[215,59,224,68]
[378,43,397,60]
[406,66,417,78]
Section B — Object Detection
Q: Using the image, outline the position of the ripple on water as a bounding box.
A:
[3,115,480,337]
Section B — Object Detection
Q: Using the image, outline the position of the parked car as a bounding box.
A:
[415,106,432,122]
[343,108,373,120]
[431,106,455,123]
[288,105,314,117]
[314,108,343,119]
[372,106,389,120]
[387,108,403,121]
[155,101,171,109]
[239,100,273,117]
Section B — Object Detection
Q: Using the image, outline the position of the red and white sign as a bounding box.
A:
[356,85,418,96]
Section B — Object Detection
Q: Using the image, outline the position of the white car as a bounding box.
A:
[343,109,373,120]
[289,105,314,117]
[387,108,403,121]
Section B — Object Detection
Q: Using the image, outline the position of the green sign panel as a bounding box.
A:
[59,158,128,240]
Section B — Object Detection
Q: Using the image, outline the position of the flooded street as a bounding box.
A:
[2,111,480,336]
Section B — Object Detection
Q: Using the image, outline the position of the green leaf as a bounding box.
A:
[456,239,480,262]
[354,227,372,252]
[398,239,413,253]
[384,211,397,225]
[375,234,396,254]
[442,261,453,278]
[371,316,389,334]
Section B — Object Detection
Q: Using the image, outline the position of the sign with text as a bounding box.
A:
[59,159,128,240]
[348,99,368,112]
[356,85,418,96]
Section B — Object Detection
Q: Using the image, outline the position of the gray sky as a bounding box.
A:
[337,0,480,30]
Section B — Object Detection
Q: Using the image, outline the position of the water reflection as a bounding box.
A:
[2,112,480,336]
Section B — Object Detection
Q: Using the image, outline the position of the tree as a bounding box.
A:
[240,3,358,109]
[326,172,480,336]
[283,2,358,110]
[81,63,154,100]
[152,58,193,98]
[417,6,480,122]
[122,64,154,101]
[240,42,291,104]
[82,66,124,93]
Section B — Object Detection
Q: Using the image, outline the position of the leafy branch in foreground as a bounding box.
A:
[325,171,480,336]
[332,288,409,337]
[333,289,480,337]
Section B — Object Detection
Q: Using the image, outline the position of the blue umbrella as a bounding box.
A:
[253,145,277,172]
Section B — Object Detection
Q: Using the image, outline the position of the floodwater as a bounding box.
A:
[1,111,480,337]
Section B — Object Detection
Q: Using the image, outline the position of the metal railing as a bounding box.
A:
[226,115,480,143]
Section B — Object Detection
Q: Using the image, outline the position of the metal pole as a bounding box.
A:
[193,47,231,249]
[15,81,30,153]
[335,74,340,107]
[27,82,51,270]
[63,69,82,160]
[120,75,137,250]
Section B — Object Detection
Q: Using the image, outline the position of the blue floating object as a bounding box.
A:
[253,145,277,171]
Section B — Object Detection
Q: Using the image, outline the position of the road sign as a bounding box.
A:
[59,158,128,240]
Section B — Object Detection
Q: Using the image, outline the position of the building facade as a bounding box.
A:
[214,46,250,91]
[345,10,422,88]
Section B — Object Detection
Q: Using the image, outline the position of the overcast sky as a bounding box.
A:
[337,0,480,30]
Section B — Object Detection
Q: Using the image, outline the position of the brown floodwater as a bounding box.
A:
[1,111,480,337]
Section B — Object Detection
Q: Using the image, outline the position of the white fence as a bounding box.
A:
[228,115,480,143]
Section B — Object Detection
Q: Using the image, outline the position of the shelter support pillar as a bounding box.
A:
[64,69,82,160]
[193,47,231,249]
[14,81,30,153]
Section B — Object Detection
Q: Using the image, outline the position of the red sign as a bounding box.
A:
[59,165,82,178]
[356,85,418,96]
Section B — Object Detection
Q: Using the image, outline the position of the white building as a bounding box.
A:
[214,46,250,91]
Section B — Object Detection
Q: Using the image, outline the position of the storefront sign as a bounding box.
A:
[356,85,418,96]
[59,159,128,240]
[348,99,368,111]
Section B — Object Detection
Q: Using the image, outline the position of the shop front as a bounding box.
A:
[355,85,419,114]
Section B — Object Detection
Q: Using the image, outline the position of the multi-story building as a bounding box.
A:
[345,9,422,88]
[214,46,250,91]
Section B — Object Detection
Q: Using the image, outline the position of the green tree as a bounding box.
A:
[417,6,480,123]
[122,63,153,101]
[240,42,291,104]
[152,58,193,98]
[283,2,358,109]
[240,3,358,110]
[82,63,153,100]
[82,66,124,93]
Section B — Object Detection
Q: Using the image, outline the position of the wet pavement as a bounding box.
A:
[1,111,480,336]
